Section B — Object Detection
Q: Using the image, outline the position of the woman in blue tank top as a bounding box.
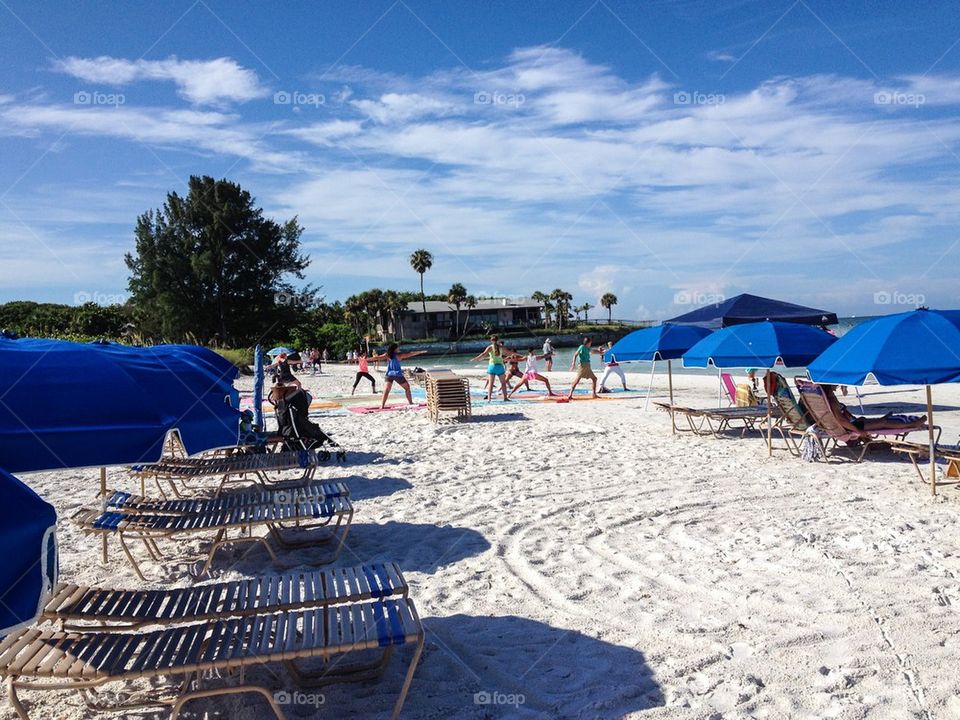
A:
[370,343,426,409]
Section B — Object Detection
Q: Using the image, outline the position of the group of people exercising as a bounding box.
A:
[471,335,628,402]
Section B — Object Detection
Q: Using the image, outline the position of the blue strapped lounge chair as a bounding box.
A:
[74,495,354,580]
[0,597,424,720]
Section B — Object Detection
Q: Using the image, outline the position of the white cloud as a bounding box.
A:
[53,56,268,105]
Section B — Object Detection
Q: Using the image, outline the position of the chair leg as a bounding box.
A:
[7,678,28,720]
[117,533,147,581]
[392,632,425,720]
[171,684,284,720]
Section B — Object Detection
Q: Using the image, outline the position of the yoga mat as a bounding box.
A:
[347,403,427,414]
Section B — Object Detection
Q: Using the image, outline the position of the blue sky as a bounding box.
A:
[2,0,960,319]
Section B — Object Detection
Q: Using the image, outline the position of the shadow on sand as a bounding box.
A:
[277,613,664,719]
[338,475,413,501]
[336,521,491,575]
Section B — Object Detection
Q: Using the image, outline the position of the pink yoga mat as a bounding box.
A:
[347,403,427,414]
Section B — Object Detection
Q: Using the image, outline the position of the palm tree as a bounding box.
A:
[409,249,433,314]
[600,293,618,323]
[447,282,467,336]
[581,302,594,322]
[531,290,548,328]
[550,289,573,331]
[542,300,555,328]
[463,294,477,335]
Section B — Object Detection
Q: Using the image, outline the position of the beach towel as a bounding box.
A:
[735,384,758,407]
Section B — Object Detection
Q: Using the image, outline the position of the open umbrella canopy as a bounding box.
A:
[668,293,837,330]
[0,338,241,473]
[807,309,960,385]
[607,324,713,362]
[683,320,837,368]
[0,467,57,636]
[267,346,295,356]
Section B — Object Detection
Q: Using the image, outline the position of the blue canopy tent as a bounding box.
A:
[0,338,241,472]
[607,324,713,429]
[0,468,56,636]
[668,293,837,330]
[807,308,960,493]
[683,321,837,454]
[0,338,244,630]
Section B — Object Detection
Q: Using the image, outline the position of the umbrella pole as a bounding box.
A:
[767,388,773,457]
[644,360,656,411]
[927,385,937,495]
[100,466,108,563]
[668,360,675,435]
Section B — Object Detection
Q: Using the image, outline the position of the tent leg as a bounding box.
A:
[927,385,937,495]
[644,360,656,411]
[854,385,865,414]
[668,360,675,435]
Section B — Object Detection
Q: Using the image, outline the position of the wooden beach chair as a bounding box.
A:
[795,379,935,462]
[74,495,354,580]
[129,448,340,498]
[425,369,471,423]
[0,597,424,720]
[42,562,407,631]
[889,440,960,484]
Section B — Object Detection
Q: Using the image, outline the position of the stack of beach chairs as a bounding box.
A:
[425,369,472,424]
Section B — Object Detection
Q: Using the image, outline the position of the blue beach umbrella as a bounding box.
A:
[267,346,295,357]
[682,321,836,369]
[608,324,713,429]
[683,321,836,454]
[0,468,57,636]
[808,308,960,493]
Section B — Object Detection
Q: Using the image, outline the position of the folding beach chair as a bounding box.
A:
[0,597,424,720]
[795,379,936,462]
[42,562,407,631]
[74,494,354,580]
[889,440,960,483]
[720,373,738,406]
[129,448,338,498]
[425,369,471,423]
[653,401,711,435]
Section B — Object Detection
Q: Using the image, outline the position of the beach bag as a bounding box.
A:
[800,428,825,462]
[735,384,758,407]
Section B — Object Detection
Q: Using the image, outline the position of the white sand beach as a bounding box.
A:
[11,362,960,720]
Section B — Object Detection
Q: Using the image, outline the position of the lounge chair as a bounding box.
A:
[652,401,775,437]
[74,494,354,580]
[721,372,738,406]
[889,440,960,484]
[43,562,407,631]
[0,597,424,720]
[795,379,937,462]
[104,480,349,516]
[425,369,471,423]
[129,448,338,498]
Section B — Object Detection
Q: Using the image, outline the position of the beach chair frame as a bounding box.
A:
[74,496,354,580]
[0,598,424,720]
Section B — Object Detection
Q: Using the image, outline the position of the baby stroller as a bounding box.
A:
[270,385,346,461]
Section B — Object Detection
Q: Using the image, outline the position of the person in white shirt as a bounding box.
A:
[542,338,554,371]
[598,341,628,393]
[509,347,556,397]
